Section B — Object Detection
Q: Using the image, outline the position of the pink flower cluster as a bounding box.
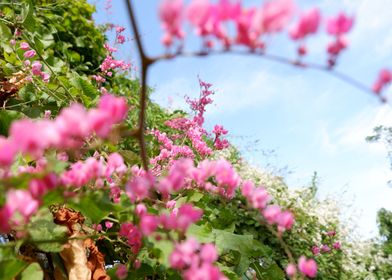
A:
[99,30,130,77]
[192,159,240,199]
[372,69,392,95]
[326,13,354,66]
[242,181,294,232]
[61,152,126,188]
[289,8,321,56]
[212,125,229,150]
[286,256,317,278]
[0,190,39,232]
[169,238,228,280]
[151,80,229,171]
[119,222,143,254]
[140,203,202,235]
[311,230,341,256]
[158,0,354,61]
[0,94,128,168]
[17,42,50,82]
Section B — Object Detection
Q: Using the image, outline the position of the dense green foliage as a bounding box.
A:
[0,0,391,279]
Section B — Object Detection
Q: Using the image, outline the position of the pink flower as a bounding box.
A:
[255,0,295,34]
[0,137,17,167]
[119,223,142,254]
[289,8,321,40]
[116,264,128,280]
[187,0,211,36]
[263,205,281,224]
[105,221,113,229]
[20,42,30,50]
[6,190,39,223]
[372,69,392,94]
[276,210,295,231]
[31,61,42,76]
[326,230,336,236]
[159,0,184,46]
[10,39,16,46]
[286,263,297,277]
[298,256,317,278]
[327,12,354,36]
[40,72,50,83]
[23,50,36,58]
[140,214,159,235]
[135,203,147,216]
[98,94,128,123]
[200,243,218,263]
[311,245,320,255]
[333,241,341,250]
[176,204,203,232]
[10,119,44,156]
[321,244,331,253]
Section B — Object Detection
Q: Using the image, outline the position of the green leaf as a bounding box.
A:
[0,110,23,136]
[21,263,44,280]
[188,224,214,243]
[21,1,36,31]
[213,230,269,275]
[0,259,28,280]
[68,191,119,223]
[0,22,12,40]
[251,262,285,280]
[150,239,174,267]
[27,208,68,252]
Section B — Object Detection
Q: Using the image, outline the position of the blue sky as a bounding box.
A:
[91,0,392,237]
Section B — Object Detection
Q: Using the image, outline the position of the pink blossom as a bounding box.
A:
[333,241,341,250]
[20,42,30,50]
[166,200,177,209]
[289,8,321,40]
[159,0,184,46]
[119,223,142,254]
[126,173,153,202]
[23,50,36,58]
[255,0,295,34]
[327,12,354,36]
[0,137,17,166]
[29,173,57,198]
[10,119,45,156]
[40,72,50,83]
[106,152,127,177]
[298,256,317,278]
[176,204,203,232]
[10,39,16,46]
[31,61,42,76]
[105,221,113,229]
[115,264,128,280]
[262,205,281,224]
[286,263,297,277]
[187,0,211,36]
[140,214,159,235]
[200,243,218,263]
[311,245,320,255]
[372,69,392,94]
[321,244,331,253]
[98,94,128,123]
[327,36,347,56]
[135,203,147,216]
[6,190,39,223]
[276,210,295,231]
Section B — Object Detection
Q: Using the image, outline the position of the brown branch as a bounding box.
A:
[150,49,382,102]
[125,0,155,170]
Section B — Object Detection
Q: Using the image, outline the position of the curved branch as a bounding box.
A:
[150,49,382,102]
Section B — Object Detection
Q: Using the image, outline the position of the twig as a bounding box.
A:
[125,0,155,171]
[150,49,380,101]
